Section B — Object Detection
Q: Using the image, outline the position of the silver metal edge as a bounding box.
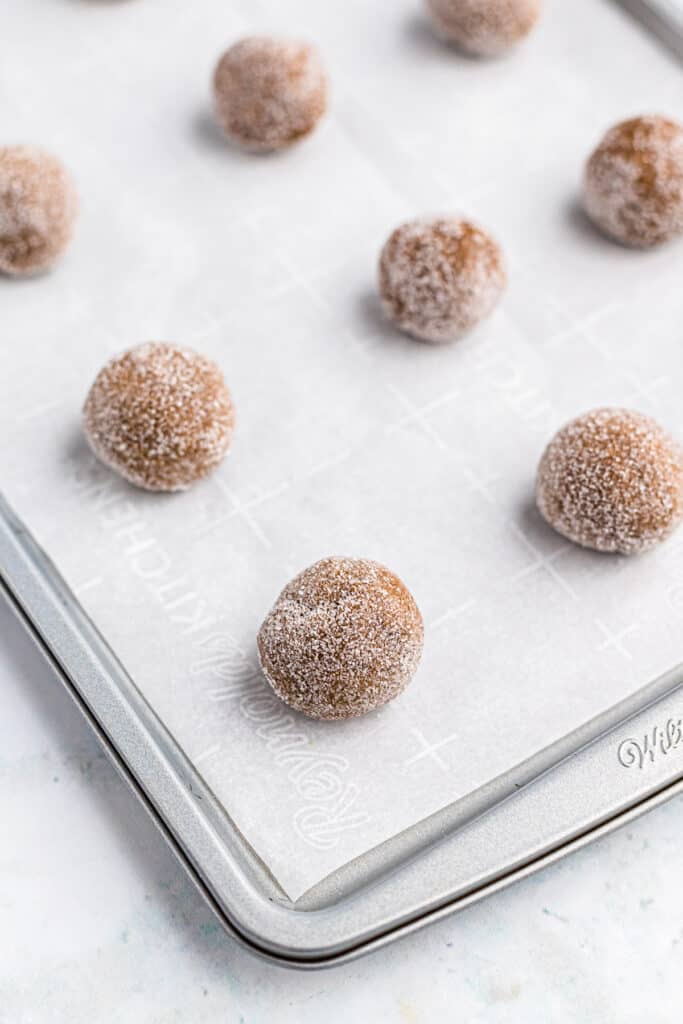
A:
[615,0,683,60]
[3,492,683,967]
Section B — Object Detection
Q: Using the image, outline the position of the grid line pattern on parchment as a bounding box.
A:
[2,0,683,899]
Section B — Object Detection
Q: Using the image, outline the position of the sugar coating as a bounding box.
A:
[83,342,235,492]
[213,36,328,152]
[583,116,683,247]
[0,146,78,276]
[257,557,424,720]
[536,408,683,555]
[379,216,506,343]
[425,0,542,56]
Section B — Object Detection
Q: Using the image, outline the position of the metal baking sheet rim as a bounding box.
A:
[4,494,683,967]
[616,0,683,61]
[2,2,682,971]
[9,600,683,972]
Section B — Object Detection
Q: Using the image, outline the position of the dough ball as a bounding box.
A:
[536,408,683,555]
[257,557,424,720]
[425,0,542,56]
[83,342,235,492]
[379,215,506,343]
[583,115,683,247]
[213,36,328,151]
[0,146,77,276]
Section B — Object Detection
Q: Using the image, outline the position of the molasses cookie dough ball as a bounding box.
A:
[536,408,683,555]
[425,0,542,56]
[379,215,506,343]
[257,557,424,720]
[213,36,328,151]
[83,342,235,492]
[0,146,77,276]
[583,116,683,247]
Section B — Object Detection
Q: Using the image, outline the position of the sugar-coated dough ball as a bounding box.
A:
[213,36,328,151]
[83,342,235,492]
[257,557,424,720]
[0,146,77,276]
[425,0,542,56]
[379,216,506,343]
[536,408,683,555]
[583,115,683,247]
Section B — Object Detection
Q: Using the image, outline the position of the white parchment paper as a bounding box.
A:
[3,0,683,899]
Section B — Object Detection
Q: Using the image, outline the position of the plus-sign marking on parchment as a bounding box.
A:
[509,523,578,600]
[404,727,458,772]
[385,384,457,452]
[595,617,638,660]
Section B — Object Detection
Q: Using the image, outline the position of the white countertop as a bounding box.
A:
[2,593,683,1021]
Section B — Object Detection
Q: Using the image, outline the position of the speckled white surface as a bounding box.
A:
[3,596,683,1021]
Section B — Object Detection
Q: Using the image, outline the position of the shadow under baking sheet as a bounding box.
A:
[4,495,683,967]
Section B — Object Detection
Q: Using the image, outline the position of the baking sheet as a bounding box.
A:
[3,0,683,900]
[637,0,683,29]
[619,0,683,59]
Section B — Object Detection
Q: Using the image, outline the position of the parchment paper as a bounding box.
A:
[3,0,683,899]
